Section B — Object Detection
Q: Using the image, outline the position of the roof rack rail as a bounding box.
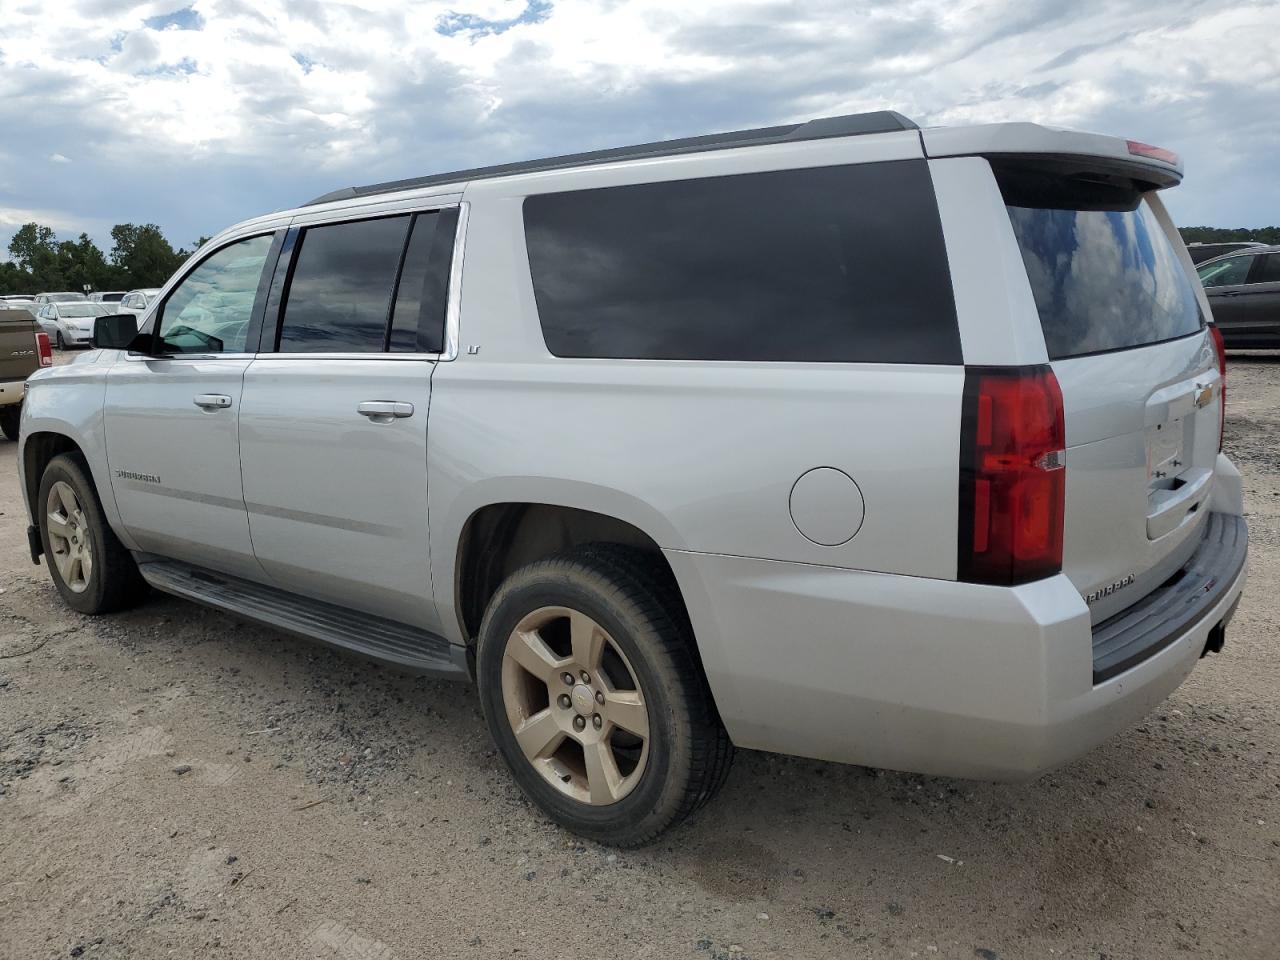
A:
[303,110,918,207]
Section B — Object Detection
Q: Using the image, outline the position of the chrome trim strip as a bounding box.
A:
[442,201,469,362]
[249,352,443,361]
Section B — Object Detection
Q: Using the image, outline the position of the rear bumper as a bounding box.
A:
[667,511,1247,781]
[0,378,26,406]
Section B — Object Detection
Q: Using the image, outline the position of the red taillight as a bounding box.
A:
[1126,139,1180,167]
[35,332,52,367]
[1209,323,1226,452]
[959,366,1066,586]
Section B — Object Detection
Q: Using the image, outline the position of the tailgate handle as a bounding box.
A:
[1147,468,1212,540]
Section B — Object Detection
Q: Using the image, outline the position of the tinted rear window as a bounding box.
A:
[523,160,959,363]
[278,216,410,353]
[998,165,1202,359]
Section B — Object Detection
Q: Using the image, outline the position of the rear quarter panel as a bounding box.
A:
[428,137,966,643]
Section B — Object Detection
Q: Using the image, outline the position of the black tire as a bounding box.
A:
[0,403,18,441]
[37,452,148,614]
[55,331,65,350]
[476,544,733,846]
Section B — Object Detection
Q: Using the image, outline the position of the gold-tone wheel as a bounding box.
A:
[46,480,93,593]
[501,606,650,805]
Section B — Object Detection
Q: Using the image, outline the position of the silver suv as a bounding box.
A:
[15,112,1248,845]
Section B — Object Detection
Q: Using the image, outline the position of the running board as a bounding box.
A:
[137,558,468,680]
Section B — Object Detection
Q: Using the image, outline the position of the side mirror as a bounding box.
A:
[92,313,140,350]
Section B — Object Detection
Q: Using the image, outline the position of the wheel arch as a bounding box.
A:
[453,501,673,645]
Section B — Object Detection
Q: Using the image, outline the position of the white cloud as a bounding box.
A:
[0,0,1276,247]
[48,153,72,164]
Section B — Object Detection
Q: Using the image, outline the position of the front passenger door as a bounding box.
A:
[1199,254,1255,342]
[104,232,280,578]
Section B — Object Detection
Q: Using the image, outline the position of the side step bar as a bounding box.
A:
[137,558,469,680]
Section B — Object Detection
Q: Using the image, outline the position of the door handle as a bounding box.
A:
[357,400,414,421]
[1219,291,1241,297]
[193,394,233,410]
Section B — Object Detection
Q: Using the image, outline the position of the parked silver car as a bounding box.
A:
[15,112,1248,844]
[34,301,111,349]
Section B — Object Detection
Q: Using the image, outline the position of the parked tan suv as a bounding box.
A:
[0,305,52,439]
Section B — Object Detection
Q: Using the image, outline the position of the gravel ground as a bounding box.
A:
[1,352,1277,960]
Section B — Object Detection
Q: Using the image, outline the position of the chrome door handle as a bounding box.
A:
[193,394,233,410]
[357,400,414,421]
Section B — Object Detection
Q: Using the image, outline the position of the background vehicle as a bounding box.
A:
[0,305,52,439]
[15,113,1247,845]
[33,292,88,305]
[1196,245,1280,347]
[1186,241,1266,264]
[117,289,160,315]
[0,294,36,302]
[88,291,127,313]
[34,301,111,349]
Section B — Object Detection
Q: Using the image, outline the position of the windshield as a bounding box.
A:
[997,166,1203,359]
[59,304,109,318]
[48,292,88,302]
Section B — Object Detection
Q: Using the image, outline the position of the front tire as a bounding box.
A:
[55,330,66,350]
[476,544,733,846]
[37,453,147,614]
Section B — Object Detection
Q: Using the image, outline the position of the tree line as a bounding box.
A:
[1179,226,1280,245]
[0,222,210,296]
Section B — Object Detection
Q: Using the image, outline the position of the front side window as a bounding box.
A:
[1197,255,1254,289]
[158,234,273,354]
[523,161,960,363]
[277,216,410,353]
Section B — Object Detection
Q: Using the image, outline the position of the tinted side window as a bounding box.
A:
[523,161,960,363]
[278,216,410,353]
[1250,254,1280,285]
[158,234,273,354]
[388,208,459,353]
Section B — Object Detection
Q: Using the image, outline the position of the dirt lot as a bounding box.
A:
[1,354,1277,960]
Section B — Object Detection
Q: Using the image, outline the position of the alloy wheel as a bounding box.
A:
[46,480,93,593]
[501,606,651,805]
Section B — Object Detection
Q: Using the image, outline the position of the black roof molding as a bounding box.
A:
[304,110,918,207]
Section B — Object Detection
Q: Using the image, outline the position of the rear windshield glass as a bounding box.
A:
[524,160,960,364]
[998,167,1202,359]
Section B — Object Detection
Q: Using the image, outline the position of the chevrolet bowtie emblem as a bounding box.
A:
[1194,384,1214,409]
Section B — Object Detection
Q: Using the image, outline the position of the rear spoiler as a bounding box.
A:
[922,122,1183,189]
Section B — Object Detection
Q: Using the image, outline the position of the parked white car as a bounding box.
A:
[14,112,1248,844]
[34,301,111,349]
[88,291,128,314]
[33,291,88,305]
[117,289,160,315]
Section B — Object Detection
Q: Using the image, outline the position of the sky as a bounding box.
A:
[1,0,1278,259]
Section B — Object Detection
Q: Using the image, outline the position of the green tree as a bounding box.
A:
[109,223,186,289]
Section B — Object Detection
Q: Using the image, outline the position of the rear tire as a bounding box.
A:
[37,453,148,614]
[476,544,733,846]
[0,404,18,441]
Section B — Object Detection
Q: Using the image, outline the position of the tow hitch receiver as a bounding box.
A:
[1202,596,1240,657]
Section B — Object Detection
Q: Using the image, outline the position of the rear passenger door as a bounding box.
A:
[238,204,461,631]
